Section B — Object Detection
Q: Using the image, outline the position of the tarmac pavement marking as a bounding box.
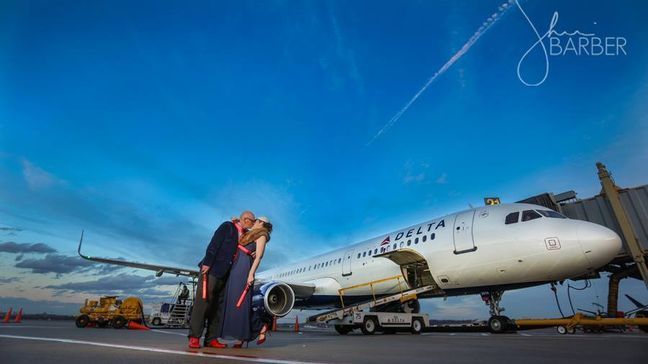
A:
[150,329,188,337]
[0,334,328,364]
[0,325,61,329]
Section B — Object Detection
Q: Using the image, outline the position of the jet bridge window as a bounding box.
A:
[537,210,567,219]
[521,210,542,222]
[505,212,519,224]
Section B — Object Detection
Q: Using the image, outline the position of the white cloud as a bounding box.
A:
[403,160,430,185]
[21,159,60,190]
[435,172,448,184]
[404,172,426,184]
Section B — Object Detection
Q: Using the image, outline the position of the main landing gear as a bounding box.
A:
[481,291,515,334]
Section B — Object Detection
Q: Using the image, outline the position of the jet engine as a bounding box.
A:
[252,281,295,317]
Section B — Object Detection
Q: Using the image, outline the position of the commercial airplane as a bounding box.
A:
[78,202,622,332]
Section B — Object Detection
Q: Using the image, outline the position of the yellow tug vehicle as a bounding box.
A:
[75,296,144,329]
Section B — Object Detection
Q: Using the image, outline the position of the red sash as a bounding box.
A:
[238,244,253,256]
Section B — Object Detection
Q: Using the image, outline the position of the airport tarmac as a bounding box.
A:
[1,321,646,364]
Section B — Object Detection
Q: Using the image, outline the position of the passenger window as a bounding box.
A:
[430,233,435,240]
[407,240,411,246]
[522,210,542,222]
[415,237,419,244]
[357,253,361,259]
[373,249,377,255]
[362,252,366,257]
[422,235,427,242]
[505,212,519,224]
[338,258,342,263]
[537,210,567,219]
[392,243,396,249]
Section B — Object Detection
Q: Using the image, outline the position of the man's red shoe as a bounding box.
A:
[206,339,227,349]
[188,337,201,349]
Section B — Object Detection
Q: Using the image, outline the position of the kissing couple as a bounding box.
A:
[188,210,273,349]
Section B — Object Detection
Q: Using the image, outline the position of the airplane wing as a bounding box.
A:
[77,231,317,298]
[77,231,199,278]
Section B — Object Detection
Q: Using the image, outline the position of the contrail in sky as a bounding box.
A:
[367,0,516,146]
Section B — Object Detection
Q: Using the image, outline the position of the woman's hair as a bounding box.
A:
[262,221,273,234]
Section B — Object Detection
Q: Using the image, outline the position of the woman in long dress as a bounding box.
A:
[217,217,272,347]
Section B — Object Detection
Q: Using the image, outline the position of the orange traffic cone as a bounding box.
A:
[271,316,277,331]
[14,308,23,323]
[294,315,300,333]
[127,320,150,331]
[2,308,12,323]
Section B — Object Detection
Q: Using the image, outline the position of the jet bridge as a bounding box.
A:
[518,162,648,317]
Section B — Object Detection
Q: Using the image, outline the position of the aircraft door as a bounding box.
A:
[453,210,477,254]
[342,249,354,276]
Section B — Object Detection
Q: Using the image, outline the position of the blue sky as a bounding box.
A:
[1,0,647,318]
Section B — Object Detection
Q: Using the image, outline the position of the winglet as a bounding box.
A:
[77,230,90,260]
[625,294,646,309]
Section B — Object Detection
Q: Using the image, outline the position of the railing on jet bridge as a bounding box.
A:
[337,275,408,308]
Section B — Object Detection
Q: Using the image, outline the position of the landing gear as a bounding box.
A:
[481,291,515,334]
[488,316,511,334]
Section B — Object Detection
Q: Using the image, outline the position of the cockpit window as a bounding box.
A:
[505,212,519,225]
[521,210,542,222]
[537,210,567,219]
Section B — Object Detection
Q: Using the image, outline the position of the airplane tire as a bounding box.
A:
[360,317,378,335]
[488,316,508,334]
[334,325,352,335]
[112,316,127,329]
[75,315,90,328]
[411,318,423,335]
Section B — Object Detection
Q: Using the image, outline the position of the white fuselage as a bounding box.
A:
[257,203,621,306]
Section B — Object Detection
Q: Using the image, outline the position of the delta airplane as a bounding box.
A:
[78,202,622,332]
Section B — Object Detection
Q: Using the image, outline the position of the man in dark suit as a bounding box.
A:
[188,210,256,349]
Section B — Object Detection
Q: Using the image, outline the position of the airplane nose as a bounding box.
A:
[578,222,622,269]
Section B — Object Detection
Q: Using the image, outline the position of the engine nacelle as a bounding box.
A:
[252,281,295,317]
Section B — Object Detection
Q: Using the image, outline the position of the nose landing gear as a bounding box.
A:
[481,291,515,334]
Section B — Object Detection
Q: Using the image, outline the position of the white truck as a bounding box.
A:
[333,311,430,335]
